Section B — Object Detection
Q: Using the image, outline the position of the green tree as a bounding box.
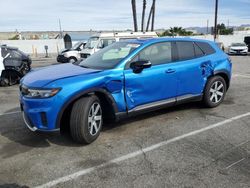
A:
[8,35,19,40]
[161,27,193,36]
[217,23,233,35]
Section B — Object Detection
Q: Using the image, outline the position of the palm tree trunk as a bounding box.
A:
[141,0,147,32]
[146,5,153,32]
[151,0,156,31]
[131,0,138,32]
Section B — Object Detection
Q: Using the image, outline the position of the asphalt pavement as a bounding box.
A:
[0,56,249,188]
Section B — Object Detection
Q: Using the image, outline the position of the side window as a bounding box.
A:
[194,43,204,58]
[176,42,195,61]
[132,42,172,66]
[98,39,116,49]
[196,42,215,55]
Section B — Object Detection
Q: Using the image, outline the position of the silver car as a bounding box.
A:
[228,43,248,55]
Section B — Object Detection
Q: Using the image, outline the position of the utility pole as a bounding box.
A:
[207,19,209,34]
[59,19,63,39]
[131,0,138,32]
[141,0,147,32]
[214,0,218,41]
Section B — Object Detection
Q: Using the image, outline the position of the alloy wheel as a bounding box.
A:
[88,102,102,136]
[209,81,224,103]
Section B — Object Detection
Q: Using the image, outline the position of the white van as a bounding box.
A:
[57,41,87,63]
[80,32,158,59]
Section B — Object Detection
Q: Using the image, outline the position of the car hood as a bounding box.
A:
[22,63,100,87]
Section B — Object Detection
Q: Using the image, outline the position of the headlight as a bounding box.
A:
[22,87,61,98]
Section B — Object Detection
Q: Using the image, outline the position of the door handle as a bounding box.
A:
[165,69,176,73]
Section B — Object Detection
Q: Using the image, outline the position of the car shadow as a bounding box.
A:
[0,183,29,188]
[103,102,204,131]
[0,101,206,158]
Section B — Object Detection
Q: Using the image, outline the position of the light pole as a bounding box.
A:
[214,0,218,41]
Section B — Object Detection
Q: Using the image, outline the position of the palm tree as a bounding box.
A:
[141,0,147,32]
[131,0,138,32]
[151,0,156,31]
[146,0,156,31]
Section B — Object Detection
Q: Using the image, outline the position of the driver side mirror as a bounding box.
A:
[130,60,152,73]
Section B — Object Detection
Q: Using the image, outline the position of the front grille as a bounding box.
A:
[232,49,244,53]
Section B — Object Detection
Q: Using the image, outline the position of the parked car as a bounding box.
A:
[228,43,248,55]
[80,32,158,58]
[19,38,232,144]
[57,41,87,63]
[0,45,31,86]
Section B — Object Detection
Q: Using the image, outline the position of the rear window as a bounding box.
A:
[196,42,215,55]
[176,41,195,61]
[194,43,204,58]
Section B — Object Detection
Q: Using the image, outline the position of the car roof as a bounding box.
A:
[124,37,215,45]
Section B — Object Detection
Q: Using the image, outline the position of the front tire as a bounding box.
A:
[203,76,227,108]
[70,95,102,144]
[69,57,77,63]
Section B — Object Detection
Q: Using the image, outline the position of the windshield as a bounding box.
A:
[85,37,99,49]
[72,42,82,50]
[231,43,246,47]
[79,42,141,70]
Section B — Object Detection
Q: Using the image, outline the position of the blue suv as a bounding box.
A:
[19,38,232,144]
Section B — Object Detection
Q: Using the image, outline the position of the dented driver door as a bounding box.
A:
[124,42,178,112]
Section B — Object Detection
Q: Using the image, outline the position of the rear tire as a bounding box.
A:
[70,95,102,144]
[203,76,227,108]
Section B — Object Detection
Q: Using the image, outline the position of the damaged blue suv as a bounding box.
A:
[19,38,232,144]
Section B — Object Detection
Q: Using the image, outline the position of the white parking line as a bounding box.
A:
[225,158,245,170]
[0,111,21,116]
[233,73,250,79]
[35,112,250,188]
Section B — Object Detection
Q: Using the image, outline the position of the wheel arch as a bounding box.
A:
[56,88,118,129]
[69,56,77,61]
[213,69,230,90]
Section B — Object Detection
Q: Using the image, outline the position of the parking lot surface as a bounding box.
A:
[0,56,249,188]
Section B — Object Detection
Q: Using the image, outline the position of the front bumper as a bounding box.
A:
[228,50,248,55]
[20,95,61,131]
[57,55,69,63]
[22,111,38,131]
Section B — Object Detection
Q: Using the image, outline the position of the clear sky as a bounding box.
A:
[0,0,249,31]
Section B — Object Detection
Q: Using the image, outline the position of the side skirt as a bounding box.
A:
[115,94,203,121]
